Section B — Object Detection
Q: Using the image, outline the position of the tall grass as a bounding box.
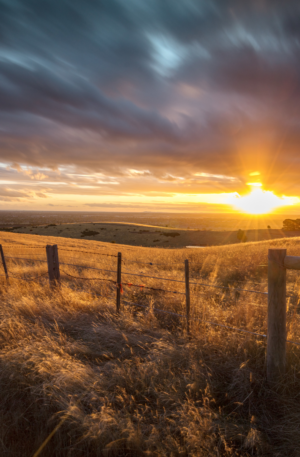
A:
[0,232,300,456]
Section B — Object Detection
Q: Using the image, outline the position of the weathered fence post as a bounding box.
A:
[267,249,287,383]
[185,259,190,335]
[46,245,60,287]
[0,244,9,282]
[116,252,122,314]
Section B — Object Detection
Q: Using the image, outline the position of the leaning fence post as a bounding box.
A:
[0,244,9,282]
[46,244,60,287]
[185,259,190,335]
[116,252,122,314]
[267,249,287,383]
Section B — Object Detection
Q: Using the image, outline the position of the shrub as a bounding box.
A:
[162,232,180,237]
[81,230,99,237]
[283,219,300,230]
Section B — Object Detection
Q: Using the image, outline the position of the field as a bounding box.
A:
[2,210,300,248]
[1,231,300,456]
[0,210,292,231]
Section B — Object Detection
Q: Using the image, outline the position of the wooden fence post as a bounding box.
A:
[116,252,122,314]
[46,245,60,287]
[0,244,8,282]
[185,259,190,335]
[267,249,287,383]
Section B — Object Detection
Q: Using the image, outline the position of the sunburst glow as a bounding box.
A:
[229,186,298,215]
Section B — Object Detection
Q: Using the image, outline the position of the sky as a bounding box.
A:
[0,0,300,212]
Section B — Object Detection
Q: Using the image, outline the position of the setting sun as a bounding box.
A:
[227,185,299,215]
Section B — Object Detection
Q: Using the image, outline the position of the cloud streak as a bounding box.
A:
[0,1,300,210]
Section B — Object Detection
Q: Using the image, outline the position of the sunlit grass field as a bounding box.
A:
[1,232,300,456]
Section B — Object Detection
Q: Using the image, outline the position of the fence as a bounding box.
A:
[0,244,299,384]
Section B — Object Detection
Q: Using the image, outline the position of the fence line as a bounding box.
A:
[2,243,300,383]
[2,248,270,295]
[60,268,186,295]
[59,261,267,295]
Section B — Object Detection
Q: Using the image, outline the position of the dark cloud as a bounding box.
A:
[0,0,300,202]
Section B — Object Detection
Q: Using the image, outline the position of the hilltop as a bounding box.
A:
[0,232,300,456]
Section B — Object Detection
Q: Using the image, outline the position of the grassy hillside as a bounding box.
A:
[3,220,300,248]
[1,232,300,456]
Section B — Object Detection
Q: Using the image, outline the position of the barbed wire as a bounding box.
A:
[124,258,269,290]
[60,269,185,295]
[60,269,116,284]
[223,278,268,286]
[59,255,114,265]
[287,339,300,346]
[2,245,44,249]
[122,269,185,282]
[121,269,268,295]
[58,248,117,257]
[122,259,268,287]
[57,262,269,296]
[122,259,178,267]
[121,282,186,295]
[2,244,300,346]
[6,254,46,258]
[59,262,117,275]
[6,256,47,263]
[122,258,221,268]
[1,249,269,297]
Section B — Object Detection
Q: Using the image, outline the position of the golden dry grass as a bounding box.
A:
[1,232,300,456]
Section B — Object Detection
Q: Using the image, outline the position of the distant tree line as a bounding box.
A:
[282,219,300,230]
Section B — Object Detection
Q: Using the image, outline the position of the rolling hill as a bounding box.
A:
[2,220,300,248]
[0,232,300,456]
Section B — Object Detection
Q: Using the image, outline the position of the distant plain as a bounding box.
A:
[1,210,300,248]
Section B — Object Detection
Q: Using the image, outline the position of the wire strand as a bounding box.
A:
[122,282,185,295]
[58,248,117,257]
[60,269,116,283]
[58,263,268,295]
[59,262,117,274]
[6,256,47,263]
[2,245,44,249]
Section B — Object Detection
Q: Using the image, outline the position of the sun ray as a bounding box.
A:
[227,185,299,215]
